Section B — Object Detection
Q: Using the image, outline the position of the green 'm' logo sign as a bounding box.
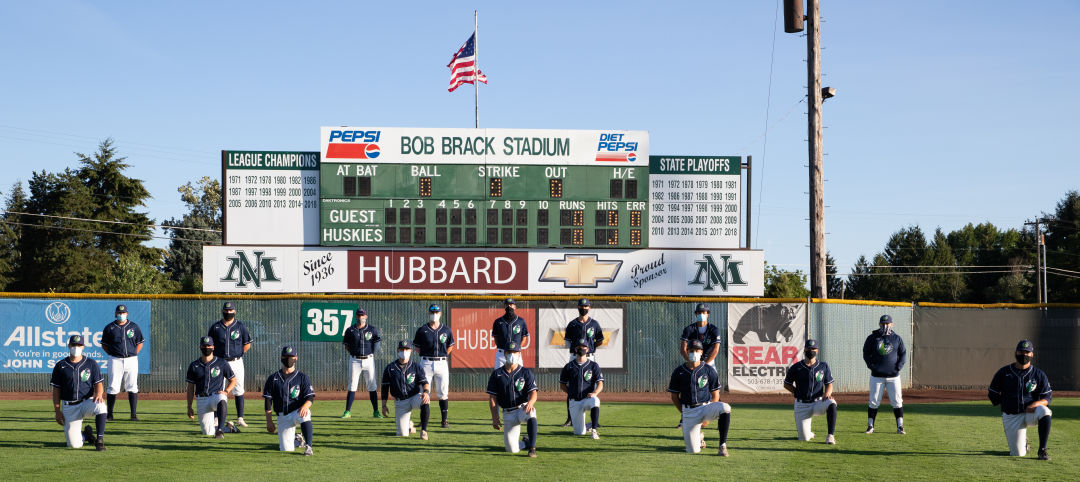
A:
[289,386,300,399]
[514,378,525,392]
[211,367,220,378]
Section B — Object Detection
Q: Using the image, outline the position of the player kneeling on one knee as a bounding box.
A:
[667,340,731,456]
[560,340,604,438]
[186,336,240,438]
[263,346,315,455]
[783,339,837,444]
[381,341,432,439]
[488,343,539,457]
[51,335,108,451]
[988,339,1053,460]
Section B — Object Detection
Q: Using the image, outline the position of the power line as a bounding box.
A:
[2,220,215,244]
[3,211,221,233]
[1046,271,1080,280]
[1046,266,1080,276]
[752,0,782,247]
[838,269,1029,277]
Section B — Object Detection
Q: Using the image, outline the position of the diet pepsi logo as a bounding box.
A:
[595,133,639,162]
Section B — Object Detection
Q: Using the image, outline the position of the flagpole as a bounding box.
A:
[474,10,479,129]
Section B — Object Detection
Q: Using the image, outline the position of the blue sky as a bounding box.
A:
[1,1,1077,276]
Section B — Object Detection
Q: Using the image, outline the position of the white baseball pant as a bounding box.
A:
[276,410,312,451]
[227,359,245,396]
[1002,406,1052,456]
[501,406,536,453]
[868,376,903,408]
[346,357,378,392]
[681,401,731,453]
[421,358,449,400]
[393,394,425,437]
[569,396,601,435]
[494,349,508,369]
[106,356,139,395]
[61,399,107,448]
[195,393,227,435]
[794,399,836,441]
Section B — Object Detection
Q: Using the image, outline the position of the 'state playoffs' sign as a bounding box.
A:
[0,300,152,373]
[202,246,764,296]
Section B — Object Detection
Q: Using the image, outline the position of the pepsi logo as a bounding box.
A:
[362,143,380,159]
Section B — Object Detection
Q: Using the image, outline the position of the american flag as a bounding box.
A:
[447,33,487,92]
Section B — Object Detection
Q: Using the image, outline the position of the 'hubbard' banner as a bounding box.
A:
[727,303,805,393]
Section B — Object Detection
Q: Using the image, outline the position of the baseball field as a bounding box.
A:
[2,397,1076,480]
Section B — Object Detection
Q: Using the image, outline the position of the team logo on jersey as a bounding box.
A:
[211,367,221,378]
[697,376,707,389]
[877,340,893,355]
[513,325,521,335]
[289,386,300,399]
[586,328,595,338]
[406,373,415,385]
[584,371,593,382]
[514,378,525,392]
[230,331,240,340]
[364,332,373,341]
[814,371,824,382]
[439,333,448,343]
[703,336,712,344]
[80,369,90,382]
[126,328,135,338]
[1026,381,1037,393]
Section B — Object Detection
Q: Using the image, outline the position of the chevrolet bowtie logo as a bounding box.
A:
[539,255,621,288]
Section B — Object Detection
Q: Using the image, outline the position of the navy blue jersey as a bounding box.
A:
[862,329,907,378]
[491,315,530,350]
[381,360,427,400]
[208,319,252,359]
[101,320,144,358]
[559,359,604,401]
[565,317,604,354]
[413,323,454,357]
[783,360,834,401]
[342,324,381,357]
[667,362,720,406]
[185,357,235,398]
[50,356,103,402]
[988,364,1052,415]
[262,369,315,415]
[486,365,538,409]
[680,323,722,358]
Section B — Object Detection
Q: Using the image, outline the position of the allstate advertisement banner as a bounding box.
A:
[0,300,152,373]
[727,303,805,393]
[202,246,764,296]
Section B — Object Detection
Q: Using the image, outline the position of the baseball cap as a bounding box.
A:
[222,302,236,311]
[428,304,441,313]
[397,340,412,350]
[504,298,516,305]
[572,338,589,349]
[805,339,819,349]
[68,335,85,346]
[506,341,521,352]
[115,304,128,313]
[199,336,213,347]
[879,314,893,324]
[687,339,704,351]
[695,303,710,313]
[357,308,367,316]
[281,345,298,357]
[1016,340,1034,353]
[577,298,591,307]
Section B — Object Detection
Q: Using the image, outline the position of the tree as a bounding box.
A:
[98,253,179,294]
[0,182,27,290]
[1044,190,1080,301]
[764,263,810,298]
[826,252,844,298]
[163,177,222,292]
[76,138,157,264]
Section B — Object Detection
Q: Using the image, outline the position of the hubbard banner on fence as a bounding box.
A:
[0,299,152,373]
[727,303,805,393]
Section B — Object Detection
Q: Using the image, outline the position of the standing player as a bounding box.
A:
[667,340,732,456]
[561,298,604,427]
[862,314,907,434]
[263,346,315,456]
[341,308,382,419]
[487,342,539,457]
[783,339,837,444]
[988,340,1052,460]
[380,341,431,440]
[101,304,144,421]
[185,336,239,438]
[492,298,530,369]
[678,303,720,428]
[413,304,454,428]
[560,340,604,439]
[50,335,107,451]
[208,302,252,427]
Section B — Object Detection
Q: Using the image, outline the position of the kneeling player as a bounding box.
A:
[263,346,315,455]
[667,340,731,456]
[783,339,837,444]
[488,343,539,457]
[186,336,239,437]
[988,340,1052,460]
[50,335,108,451]
[381,341,431,439]
[560,340,604,439]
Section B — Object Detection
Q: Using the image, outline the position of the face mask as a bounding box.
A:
[688,352,701,363]
[578,308,589,317]
[696,313,707,323]
[116,313,127,322]
[358,316,368,326]
[398,351,410,361]
[575,348,589,357]
[504,354,518,367]
[281,358,296,368]
[505,307,515,317]
[512,353,523,365]
[429,313,441,323]
[200,347,213,357]
[1016,354,1032,365]
[223,312,236,321]
[805,350,817,360]
[880,325,891,336]
[69,346,83,357]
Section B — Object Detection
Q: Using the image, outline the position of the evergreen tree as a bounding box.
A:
[0,182,28,290]
[163,176,222,292]
[1044,190,1080,301]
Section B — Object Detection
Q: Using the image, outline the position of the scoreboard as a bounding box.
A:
[319,128,650,249]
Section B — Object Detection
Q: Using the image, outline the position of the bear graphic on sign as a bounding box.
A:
[732,303,798,344]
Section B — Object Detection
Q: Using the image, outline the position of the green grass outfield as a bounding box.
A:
[1,399,1076,480]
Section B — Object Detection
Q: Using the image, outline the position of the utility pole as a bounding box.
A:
[744,155,752,249]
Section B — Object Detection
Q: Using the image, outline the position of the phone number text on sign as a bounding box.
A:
[300,301,357,341]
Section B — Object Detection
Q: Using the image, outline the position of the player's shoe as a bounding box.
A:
[295,433,305,446]
[700,438,707,450]
[106,414,114,421]
[420,430,428,441]
[897,426,905,435]
[717,443,729,457]
[591,428,599,440]
[561,419,571,428]
[373,410,385,419]
[236,417,248,428]
[95,437,106,451]
[303,445,313,456]
[130,415,140,422]
[340,410,351,419]
[864,426,874,434]
[676,421,682,428]
[409,422,416,434]
[826,434,836,445]
[214,429,224,439]
[1037,448,1050,461]
[82,426,94,444]
[527,447,537,458]
[441,420,450,429]
[226,421,240,433]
